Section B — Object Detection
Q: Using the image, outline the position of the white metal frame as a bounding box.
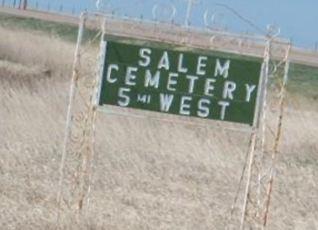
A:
[58,11,292,229]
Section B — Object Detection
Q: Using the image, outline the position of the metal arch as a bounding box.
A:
[152,2,176,22]
[204,3,266,35]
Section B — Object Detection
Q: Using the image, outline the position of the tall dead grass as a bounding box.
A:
[0,26,75,77]
[0,25,317,230]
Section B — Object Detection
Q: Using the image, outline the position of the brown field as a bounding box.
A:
[0,21,317,230]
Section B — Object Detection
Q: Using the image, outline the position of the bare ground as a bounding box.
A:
[0,25,317,230]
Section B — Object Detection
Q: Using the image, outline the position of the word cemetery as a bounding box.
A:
[98,41,262,125]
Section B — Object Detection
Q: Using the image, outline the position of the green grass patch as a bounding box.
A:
[288,63,318,99]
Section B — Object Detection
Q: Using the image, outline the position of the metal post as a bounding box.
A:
[263,43,291,227]
[84,17,107,212]
[256,38,271,219]
[239,40,270,230]
[238,129,257,230]
[56,12,87,225]
[94,19,107,108]
[74,16,108,214]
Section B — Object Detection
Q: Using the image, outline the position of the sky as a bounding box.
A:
[18,0,318,48]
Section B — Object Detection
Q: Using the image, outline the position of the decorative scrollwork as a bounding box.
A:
[152,2,176,22]
[204,10,226,31]
[266,24,281,38]
[73,111,86,124]
[96,0,111,12]
[94,0,278,46]
[209,35,222,49]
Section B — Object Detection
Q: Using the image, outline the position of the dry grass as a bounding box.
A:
[0,26,75,76]
[0,23,317,230]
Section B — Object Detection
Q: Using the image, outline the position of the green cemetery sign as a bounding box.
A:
[98,41,262,125]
